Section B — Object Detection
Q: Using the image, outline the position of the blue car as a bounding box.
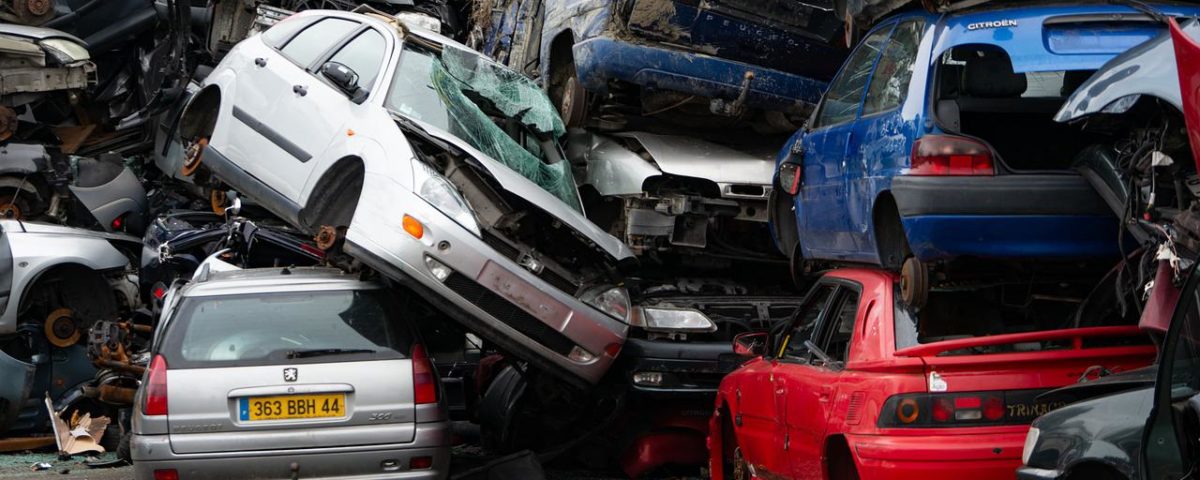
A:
[771,3,1200,303]
[475,0,846,130]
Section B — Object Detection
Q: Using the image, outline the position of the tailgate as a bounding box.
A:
[167,359,416,454]
[892,326,1155,424]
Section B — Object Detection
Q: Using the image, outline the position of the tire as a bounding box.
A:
[790,240,811,292]
[116,430,131,463]
[827,440,860,480]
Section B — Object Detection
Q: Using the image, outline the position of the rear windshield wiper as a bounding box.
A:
[286,348,376,359]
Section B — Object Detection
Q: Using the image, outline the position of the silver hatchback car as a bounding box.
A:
[130,266,449,479]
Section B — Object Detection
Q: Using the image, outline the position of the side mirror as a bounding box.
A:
[321,62,365,101]
[733,332,769,358]
[778,162,802,196]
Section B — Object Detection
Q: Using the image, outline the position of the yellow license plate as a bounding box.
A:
[239,393,345,421]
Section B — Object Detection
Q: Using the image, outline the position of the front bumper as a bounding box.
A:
[132,421,451,480]
[890,175,1118,261]
[621,338,736,396]
[344,179,627,388]
[847,430,1026,480]
[571,36,827,111]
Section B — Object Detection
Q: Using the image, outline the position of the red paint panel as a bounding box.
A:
[1171,17,1200,174]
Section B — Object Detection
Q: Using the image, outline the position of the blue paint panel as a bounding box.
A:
[900,215,1119,262]
[238,397,249,421]
[572,37,828,108]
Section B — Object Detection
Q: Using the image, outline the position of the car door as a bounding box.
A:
[1143,268,1200,478]
[796,25,892,259]
[849,18,927,260]
[736,283,835,478]
[265,23,391,201]
[775,284,861,479]
[237,16,360,200]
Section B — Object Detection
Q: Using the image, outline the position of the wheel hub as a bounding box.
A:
[44,308,79,348]
[181,137,208,177]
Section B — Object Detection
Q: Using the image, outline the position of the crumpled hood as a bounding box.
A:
[1055,19,1200,123]
[402,117,636,262]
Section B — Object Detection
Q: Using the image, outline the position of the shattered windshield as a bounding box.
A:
[384,43,580,211]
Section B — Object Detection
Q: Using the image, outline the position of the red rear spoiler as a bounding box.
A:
[893,326,1147,358]
[1170,17,1200,174]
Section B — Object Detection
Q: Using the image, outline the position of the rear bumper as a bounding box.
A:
[131,421,450,480]
[847,430,1026,480]
[890,175,1117,261]
[571,36,827,111]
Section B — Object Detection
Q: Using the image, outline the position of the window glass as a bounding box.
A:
[261,16,317,48]
[1168,289,1200,400]
[326,29,387,90]
[779,285,835,358]
[163,290,412,367]
[863,19,924,115]
[816,25,893,127]
[820,291,860,362]
[280,18,358,67]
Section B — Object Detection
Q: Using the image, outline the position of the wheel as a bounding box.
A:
[790,240,812,291]
[9,0,56,26]
[900,256,929,309]
[116,430,131,463]
[722,432,751,480]
[827,439,861,480]
[181,137,208,177]
[0,191,31,220]
[559,74,588,128]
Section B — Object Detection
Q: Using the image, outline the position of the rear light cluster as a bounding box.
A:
[411,344,438,405]
[878,391,1026,428]
[909,135,995,176]
[143,354,169,416]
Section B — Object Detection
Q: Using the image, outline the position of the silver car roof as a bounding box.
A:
[181,267,384,297]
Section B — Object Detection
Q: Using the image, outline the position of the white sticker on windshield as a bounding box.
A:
[929,371,948,392]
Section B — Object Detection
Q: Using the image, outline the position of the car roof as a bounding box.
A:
[181,266,382,297]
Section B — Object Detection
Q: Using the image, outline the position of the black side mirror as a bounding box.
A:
[322,62,366,102]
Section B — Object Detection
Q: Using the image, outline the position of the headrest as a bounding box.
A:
[963,52,1026,98]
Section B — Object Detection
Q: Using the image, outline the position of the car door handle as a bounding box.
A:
[293,85,307,97]
[254,57,267,67]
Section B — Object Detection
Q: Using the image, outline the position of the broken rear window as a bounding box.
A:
[384,43,579,211]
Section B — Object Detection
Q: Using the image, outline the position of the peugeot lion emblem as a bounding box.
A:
[283,368,298,382]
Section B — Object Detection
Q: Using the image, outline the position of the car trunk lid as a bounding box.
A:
[893,326,1155,424]
[166,359,416,454]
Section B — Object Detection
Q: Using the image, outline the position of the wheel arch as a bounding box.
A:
[824,433,859,479]
[871,191,908,270]
[299,155,365,232]
[178,84,223,141]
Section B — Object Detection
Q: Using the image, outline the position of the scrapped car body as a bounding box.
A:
[708,268,1156,480]
[773,3,1200,304]
[130,265,450,479]
[567,130,778,261]
[0,24,95,141]
[477,0,845,130]
[0,220,140,434]
[176,10,636,387]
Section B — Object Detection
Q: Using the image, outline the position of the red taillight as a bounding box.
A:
[983,396,1006,421]
[410,456,434,470]
[909,135,994,176]
[153,469,179,480]
[932,397,953,423]
[884,391,1011,427]
[143,354,168,416]
[111,214,124,231]
[411,344,438,405]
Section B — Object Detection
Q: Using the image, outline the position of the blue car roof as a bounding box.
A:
[876,3,1200,73]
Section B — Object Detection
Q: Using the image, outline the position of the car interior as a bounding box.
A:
[934,44,1103,172]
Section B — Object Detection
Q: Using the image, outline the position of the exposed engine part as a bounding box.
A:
[2,0,56,26]
[43,307,79,348]
[315,225,344,251]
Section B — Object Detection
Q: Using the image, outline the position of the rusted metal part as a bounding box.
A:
[53,124,97,155]
[210,189,227,214]
[314,225,346,251]
[0,435,56,452]
[44,308,80,348]
[7,0,56,25]
[181,137,207,177]
[0,106,16,141]
[96,360,145,376]
[0,193,23,220]
[97,383,136,405]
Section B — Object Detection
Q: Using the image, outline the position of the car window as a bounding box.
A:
[161,289,413,368]
[863,19,924,116]
[261,16,318,49]
[815,24,893,128]
[1167,288,1200,400]
[280,18,359,68]
[325,29,387,91]
[818,290,860,362]
[778,284,835,359]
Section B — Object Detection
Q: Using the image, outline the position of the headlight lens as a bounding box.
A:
[581,286,630,321]
[1021,426,1040,465]
[631,306,717,333]
[411,159,479,236]
[40,38,90,64]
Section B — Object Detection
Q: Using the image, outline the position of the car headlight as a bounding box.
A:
[1021,426,1040,465]
[631,306,717,333]
[581,286,630,321]
[40,38,90,64]
[411,159,480,236]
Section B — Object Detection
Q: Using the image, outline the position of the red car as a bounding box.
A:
[707,268,1156,480]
